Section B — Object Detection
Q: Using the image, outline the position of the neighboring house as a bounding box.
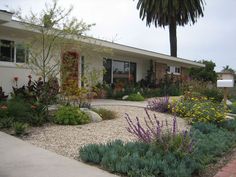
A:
[0,10,204,95]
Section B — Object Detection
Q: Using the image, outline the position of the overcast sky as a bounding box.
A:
[1,0,236,71]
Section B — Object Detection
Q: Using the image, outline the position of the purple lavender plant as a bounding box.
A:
[125,109,194,154]
[147,96,169,113]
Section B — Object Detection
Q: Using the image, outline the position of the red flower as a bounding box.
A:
[14,77,18,81]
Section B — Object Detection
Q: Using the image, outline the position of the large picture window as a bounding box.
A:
[0,39,28,63]
[103,58,137,84]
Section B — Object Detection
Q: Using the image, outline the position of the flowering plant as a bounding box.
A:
[125,109,194,154]
[170,94,228,124]
[147,96,169,113]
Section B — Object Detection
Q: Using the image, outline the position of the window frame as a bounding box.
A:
[103,58,137,84]
[167,66,181,75]
[0,38,29,67]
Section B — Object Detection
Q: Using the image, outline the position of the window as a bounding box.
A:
[175,67,181,74]
[167,66,181,75]
[113,60,130,83]
[16,44,28,63]
[0,39,28,63]
[0,40,14,62]
[167,66,170,72]
[103,58,112,84]
[103,58,137,84]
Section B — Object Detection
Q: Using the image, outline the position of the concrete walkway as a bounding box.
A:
[0,131,118,177]
[91,99,148,108]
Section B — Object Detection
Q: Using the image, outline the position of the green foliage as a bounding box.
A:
[80,140,197,177]
[54,106,90,125]
[80,122,236,177]
[191,123,236,166]
[0,105,8,118]
[12,122,28,136]
[189,60,217,83]
[0,117,13,129]
[171,95,227,124]
[142,88,161,98]
[7,97,32,122]
[92,108,117,120]
[126,93,145,101]
[5,97,47,126]
[229,102,236,114]
[219,119,236,131]
[159,74,182,96]
[200,87,223,102]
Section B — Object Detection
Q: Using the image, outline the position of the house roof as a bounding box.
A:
[0,10,205,68]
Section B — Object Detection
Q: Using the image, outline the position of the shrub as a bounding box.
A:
[142,88,161,98]
[0,117,13,129]
[147,96,169,113]
[125,109,194,155]
[7,97,32,123]
[200,87,223,102]
[126,93,145,101]
[0,104,8,118]
[12,122,28,135]
[191,101,227,123]
[54,106,90,125]
[171,95,228,124]
[92,108,116,120]
[229,101,236,114]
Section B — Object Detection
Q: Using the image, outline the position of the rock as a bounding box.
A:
[80,108,103,122]
[226,115,234,120]
[122,95,129,100]
[48,104,60,116]
[226,100,233,106]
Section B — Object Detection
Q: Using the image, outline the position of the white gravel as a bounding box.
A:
[22,106,188,159]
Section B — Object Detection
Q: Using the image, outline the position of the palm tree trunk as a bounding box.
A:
[169,18,177,57]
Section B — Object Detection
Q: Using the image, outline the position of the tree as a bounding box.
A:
[13,0,93,82]
[221,65,235,74]
[136,0,205,57]
[189,60,217,83]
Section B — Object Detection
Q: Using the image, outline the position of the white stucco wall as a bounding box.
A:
[0,32,60,95]
[0,65,36,95]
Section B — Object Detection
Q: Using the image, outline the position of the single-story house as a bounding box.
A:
[0,10,204,95]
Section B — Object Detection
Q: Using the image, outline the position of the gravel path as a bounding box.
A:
[22,106,188,159]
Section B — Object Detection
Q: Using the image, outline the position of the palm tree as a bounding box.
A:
[222,65,235,74]
[136,0,205,57]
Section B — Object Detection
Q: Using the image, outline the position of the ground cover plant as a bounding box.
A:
[79,110,236,177]
[92,108,117,120]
